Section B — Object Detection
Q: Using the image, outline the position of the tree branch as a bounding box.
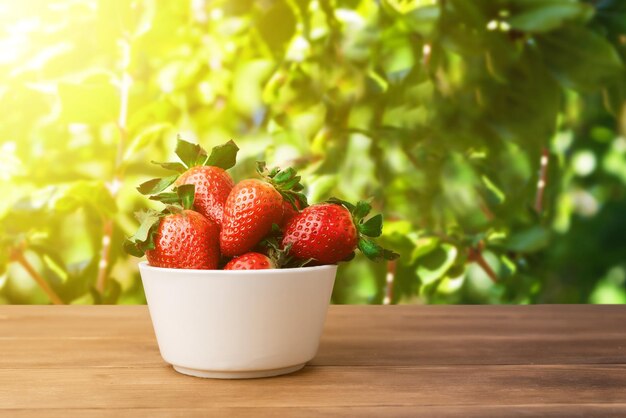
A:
[11,250,64,305]
[468,247,498,284]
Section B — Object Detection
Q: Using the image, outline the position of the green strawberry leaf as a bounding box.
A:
[206,139,239,170]
[137,175,178,195]
[177,184,195,210]
[150,185,195,210]
[132,211,162,242]
[280,175,302,190]
[164,204,185,214]
[175,136,208,167]
[358,214,383,237]
[123,210,163,257]
[327,197,356,211]
[123,239,145,258]
[281,191,308,210]
[256,161,268,175]
[353,201,372,220]
[383,248,400,261]
[149,192,179,204]
[273,167,297,183]
[151,161,188,173]
[259,162,309,210]
[358,238,400,262]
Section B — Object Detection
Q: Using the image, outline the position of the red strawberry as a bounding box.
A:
[138,137,238,226]
[282,199,399,265]
[220,164,308,257]
[175,166,233,226]
[224,252,275,270]
[220,179,283,257]
[147,210,219,269]
[124,185,220,269]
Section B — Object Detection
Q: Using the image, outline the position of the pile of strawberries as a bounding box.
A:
[124,138,398,270]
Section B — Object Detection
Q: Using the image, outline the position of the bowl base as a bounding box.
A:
[172,363,306,379]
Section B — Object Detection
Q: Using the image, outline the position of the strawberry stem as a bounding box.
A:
[257,162,308,210]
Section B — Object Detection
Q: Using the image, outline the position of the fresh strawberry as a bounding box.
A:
[224,252,275,270]
[124,185,220,269]
[138,137,238,227]
[220,179,283,257]
[174,166,233,227]
[220,163,308,257]
[146,210,219,269]
[282,199,399,265]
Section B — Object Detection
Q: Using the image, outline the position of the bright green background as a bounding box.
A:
[1,0,625,305]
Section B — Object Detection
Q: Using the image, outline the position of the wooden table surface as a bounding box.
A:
[1,305,625,417]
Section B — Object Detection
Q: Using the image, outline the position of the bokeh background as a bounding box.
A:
[1,0,625,305]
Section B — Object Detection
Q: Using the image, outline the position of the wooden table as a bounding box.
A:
[1,305,625,417]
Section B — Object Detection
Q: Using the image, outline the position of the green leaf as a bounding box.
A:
[404,5,440,36]
[150,185,195,209]
[482,175,505,205]
[132,211,161,243]
[123,239,145,258]
[137,175,178,195]
[257,1,296,51]
[257,161,268,175]
[416,244,458,285]
[327,197,356,211]
[176,184,195,210]
[410,236,440,261]
[536,25,624,91]
[273,167,297,183]
[151,161,188,173]
[358,238,400,262]
[358,214,383,237]
[502,226,550,253]
[353,201,372,219]
[507,1,594,33]
[175,136,208,168]
[293,192,309,209]
[124,210,162,257]
[51,181,117,218]
[280,176,302,190]
[149,192,179,205]
[206,140,239,170]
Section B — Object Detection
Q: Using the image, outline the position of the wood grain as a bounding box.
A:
[0,305,625,416]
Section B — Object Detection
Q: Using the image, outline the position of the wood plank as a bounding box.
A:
[3,405,626,418]
[1,305,625,416]
[315,304,626,366]
[1,305,625,368]
[0,365,625,410]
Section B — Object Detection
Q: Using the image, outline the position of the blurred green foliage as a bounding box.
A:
[0,0,625,305]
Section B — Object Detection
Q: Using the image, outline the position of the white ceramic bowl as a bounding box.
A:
[138,262,337,379]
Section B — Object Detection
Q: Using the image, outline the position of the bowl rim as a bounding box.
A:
[138,260,337,275]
